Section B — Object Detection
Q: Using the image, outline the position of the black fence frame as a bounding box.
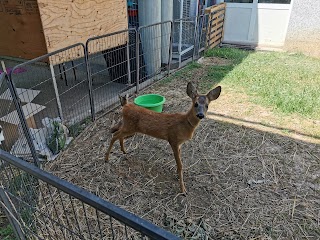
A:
[0,149,180,239]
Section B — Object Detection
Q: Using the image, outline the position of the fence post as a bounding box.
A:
[5,73,40,167]
[167,21,173,76]
[126,38,132,85]
[49,64,64,122]
[84,45,96,122]
[0,188,26,240]
[199,15,206,52]
[135,30,140,93]
[193,16,200,61]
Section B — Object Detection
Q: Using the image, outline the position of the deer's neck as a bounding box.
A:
[186,106,200,129]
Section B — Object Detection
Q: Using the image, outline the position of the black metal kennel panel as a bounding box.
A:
[8,43,93,127]
[0,150,180,240]
[137,21,173,91]
[6,44,94,164]
[86,29,139,116]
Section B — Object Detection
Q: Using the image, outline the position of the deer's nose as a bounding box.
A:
[196,113,204,119]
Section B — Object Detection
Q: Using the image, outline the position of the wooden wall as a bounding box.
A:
[205,3,226,49]
[0,0,128,61]
[0,0,48,59]
[37,0,128,57]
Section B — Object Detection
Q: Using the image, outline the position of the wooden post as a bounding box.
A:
[1,61,7,74]
[205,3,226,49]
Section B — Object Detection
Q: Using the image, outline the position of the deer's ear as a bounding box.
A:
[187,82,198,99]
[207,86,221,102]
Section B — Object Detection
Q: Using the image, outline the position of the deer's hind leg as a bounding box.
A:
[106,131,134,161]
[105,133,120,161]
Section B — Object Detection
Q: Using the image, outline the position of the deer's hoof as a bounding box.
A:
[175,190,188,199]
[181,188,188,196]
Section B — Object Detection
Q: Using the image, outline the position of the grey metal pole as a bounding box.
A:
[161,0,173,65]
[199,15,205,52]
[0,188,26,240]
[178,0,184,67]
[84,46,96,122]
[193,16,200,60]
[168,21,174,75]
[49,64,64,122]
[5,74,40,167]
[138,0,161,77]
[135,30,140,93]
[126,38,132,85]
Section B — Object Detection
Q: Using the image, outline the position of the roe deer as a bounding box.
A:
[105,82,221,193]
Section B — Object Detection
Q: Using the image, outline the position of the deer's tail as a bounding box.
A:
[110,94,129,133]
[119,94,129,106]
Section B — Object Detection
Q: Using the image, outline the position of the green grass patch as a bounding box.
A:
[205,47,250,64]
[159,61,203,86]
[0,224,16,240]
[68,117,92,138]
[205,48,320,119]
[6,172,38,236]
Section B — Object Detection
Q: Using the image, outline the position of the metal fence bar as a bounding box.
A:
[126,41,132,85]
[137,21,173,90]
[198,14,209,54]
[0,187,26,240]
[49,64,64,121]
[2,72,40,166]
[4,43,94,163]
[136,30,140,93]
[9,43,91,125]
[84,50,96,123]
[172,16,198,68]
[86,28,137,113]
[0,149,180,240]
[168,22,174,75]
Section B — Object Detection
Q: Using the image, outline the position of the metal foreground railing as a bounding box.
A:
[0,150,180,240]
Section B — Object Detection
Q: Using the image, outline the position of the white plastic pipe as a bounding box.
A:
[138,0,161,76]
[161,0,173,64]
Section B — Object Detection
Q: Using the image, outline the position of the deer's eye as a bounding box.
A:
[194,103,198,107]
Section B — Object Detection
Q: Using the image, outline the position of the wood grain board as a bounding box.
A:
[37,0,129,58]
[0,0,48,59]
[205,3,226,49]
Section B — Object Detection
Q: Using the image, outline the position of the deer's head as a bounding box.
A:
[187,82,221,119]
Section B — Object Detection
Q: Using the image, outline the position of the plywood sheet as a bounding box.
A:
[0,102,46,125]
[0,88,40,103]
[38,0,128,62]
[0,0,48,59]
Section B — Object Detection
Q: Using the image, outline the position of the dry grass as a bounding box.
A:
[43,60,320,239]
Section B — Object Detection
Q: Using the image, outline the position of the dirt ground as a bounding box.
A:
[45,59,320,239]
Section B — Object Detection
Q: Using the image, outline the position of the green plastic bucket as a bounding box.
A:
[134,94,166,112]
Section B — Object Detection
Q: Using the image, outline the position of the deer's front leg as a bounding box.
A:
[105,135,118,161]
[170,142,187,194]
